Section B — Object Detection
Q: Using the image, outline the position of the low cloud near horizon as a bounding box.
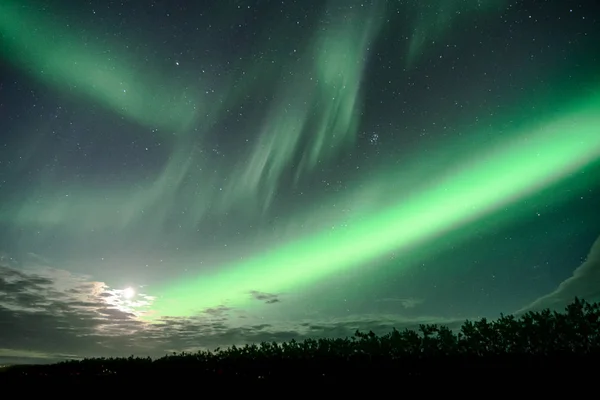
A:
[0,258,462,365]
[1,234,598,365]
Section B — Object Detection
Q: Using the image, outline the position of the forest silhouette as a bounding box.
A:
[1,297,599,387]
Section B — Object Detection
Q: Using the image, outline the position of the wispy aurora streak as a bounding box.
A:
[149,91,600,319]
[0,0,386,230]
[0,0,201,132]
[222,1,385,211]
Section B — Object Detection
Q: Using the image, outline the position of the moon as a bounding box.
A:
[123,287,135,299]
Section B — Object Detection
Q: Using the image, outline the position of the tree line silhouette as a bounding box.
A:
[2,297,599,384]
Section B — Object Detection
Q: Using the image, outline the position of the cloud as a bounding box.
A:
[376,297,424,309]
[516,235,600,314]
[0,348,79,366]
[203,305,232,317]
[0,262,159,361]
[0,260,465,365]
[249,290,281,304]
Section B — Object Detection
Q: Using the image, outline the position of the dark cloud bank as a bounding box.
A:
[1,235,598,365]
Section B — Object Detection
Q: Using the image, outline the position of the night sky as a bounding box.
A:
[0,0,599,364]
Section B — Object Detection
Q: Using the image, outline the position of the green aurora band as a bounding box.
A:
[148,90,600,320]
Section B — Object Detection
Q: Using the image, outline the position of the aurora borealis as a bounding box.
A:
[0,0,599,364]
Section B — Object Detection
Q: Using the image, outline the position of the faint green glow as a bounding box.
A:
[147,90,600,319]
[5,142,198,231]
[406,0,508,68]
